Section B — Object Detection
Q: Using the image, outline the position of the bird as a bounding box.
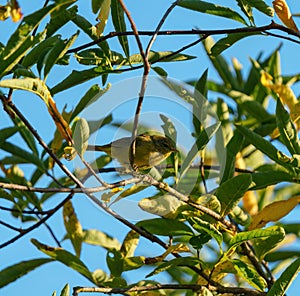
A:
[87,134,177,170]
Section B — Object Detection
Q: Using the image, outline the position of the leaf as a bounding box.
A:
[136,218,194,236]
[72,117,90,156]
[70,83,111,121]
[43,31,79,79]
[210,32,260,56]
[220,130,244,183]
[180,122,221,180]
[273,0,298,31]
[92,0,105,14]
[0,126,19,143]
[276,98,300,155]
[120,230,140,258]
[31,239,95,284]
[106,249,123,276]
[0,78,73,145]
[123,256,145,272]
[111,0,129,57]
[63,200,83,257]
[139,194,184,219]
[235,124,293,170]
[82,229,121,250]
[50,67,113,94]
[59,284,70,296]
[0,258,53,288]
[230,259,267,291]
[267,258,300,296]
[215,174,252,216]
[95,0,111,36]
[146,257,200,278]
[249,196,300,230]
[228,226,285,251]
[191,217,223,246]
[178,0,247,25]
[244,0,274,16]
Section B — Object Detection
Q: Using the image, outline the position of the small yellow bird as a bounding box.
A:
[87,134,176,170]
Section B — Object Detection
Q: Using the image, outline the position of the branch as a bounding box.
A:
[73,284,266,296]
[67,21,300,54]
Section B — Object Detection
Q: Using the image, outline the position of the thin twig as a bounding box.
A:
[67,21,300,54]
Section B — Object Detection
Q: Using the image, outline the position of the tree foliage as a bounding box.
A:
[0,0,300,295]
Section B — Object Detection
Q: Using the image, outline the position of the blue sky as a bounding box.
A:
[1,1,300,295]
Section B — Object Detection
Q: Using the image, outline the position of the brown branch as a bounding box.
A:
[67,21,300,54]
[73,284,265,296]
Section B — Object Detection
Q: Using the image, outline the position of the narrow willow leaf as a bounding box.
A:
[146,257,200,278]
[250,170,294,190]
[276,98,300,155]
[178,0,247,25]
[244,0,274,16]
[111,0,129,57]
[228,226,285,251]
[191,217,223,246]
[92,0,105,14]
[203,37,239,89]
[0,126,19,143]
[0,141,44,170]
[136,218,194,236]
[211,32,260,56]
[0,258,53,288]
[180,122,220,180]
[31,239,95,283]
[265,251,300,262]
[59,284,70,296]
[50,67,113,94]
[216,174,252,216]
[123,256,145,272]
[46,5,78,37]
[231,259,267,291]
[235,124,293,170]
[44,31,79,79]
[267,258,300,296]
[95,0,111,36]
[70,83,111,121]
[220,130,244,183]
[63,200,83,257]
[236,0,254,24]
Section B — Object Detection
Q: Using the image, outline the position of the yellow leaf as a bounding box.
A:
[273,0,298,32]
[0,5,11,21]
[249,196,300,229]
[95,0,111,37]
[63,200,83,257]
[10,0,22,22]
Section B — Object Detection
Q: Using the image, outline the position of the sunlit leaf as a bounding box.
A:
[273,0,298,31]
[82,229,121,250]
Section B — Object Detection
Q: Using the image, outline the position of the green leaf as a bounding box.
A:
[0,141,44,170]
[43,32,79,79]
[92,0,105,14]
[221,130,244,183]
[267,258,300,296]
[136,218,194,236]
[244,0,274,17]
[0,126,19,143]
[228,226,285,252]
[230,259,267,291]
[276,98,300,155]
[146,257,200,278]
[73,117,90,155]
[46,5,78,37]
[265,251,300,262]
[50,67,113,95]
[0,258,53,288]
[83,229,121,250]
[236,0,254,24]
[211,32,260,56]
[70,83,111,121]
[191,217,223,246]
[180,122,221,180]
[106,249,123,276]
[111,0,129,57]
[178,0,247,25]
[123,256,145,272]
[31,239,95,284]
[59,284,70,296]
[235,124,294,170]
[216,174,252,216]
